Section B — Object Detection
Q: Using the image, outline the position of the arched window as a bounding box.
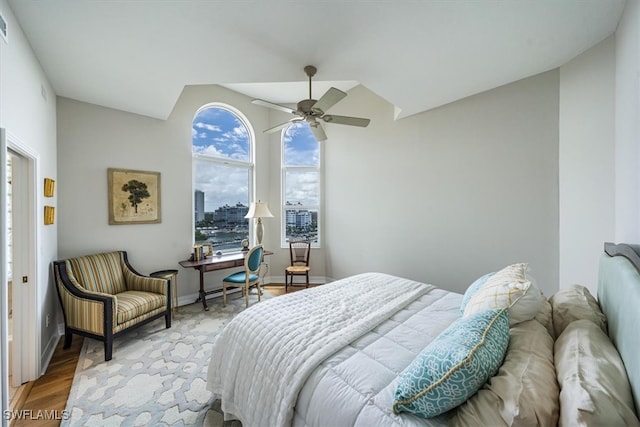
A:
[282,122,320,247]
[192,104,254,252]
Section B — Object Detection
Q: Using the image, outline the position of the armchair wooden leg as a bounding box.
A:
[306,273,309,288]
[257,283,262,302]
[285,273,288,293]
[63,329,73,349]
[244,285,249,308]
[165,312,171,328]
[104,340,113,362]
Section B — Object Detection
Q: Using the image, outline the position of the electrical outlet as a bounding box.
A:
[45,314,50,327]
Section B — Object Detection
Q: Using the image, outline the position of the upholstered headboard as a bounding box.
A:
[599,242,640,416]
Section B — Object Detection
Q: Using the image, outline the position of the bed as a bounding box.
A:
[207,242,640,427]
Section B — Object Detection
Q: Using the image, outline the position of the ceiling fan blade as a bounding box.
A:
[263,119,299,134]
[309,122,327,141]
[311,87,347,115]
[252,99,296,115]
[321,115,371,128]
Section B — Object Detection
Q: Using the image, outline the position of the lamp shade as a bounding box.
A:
[245,201,274,219]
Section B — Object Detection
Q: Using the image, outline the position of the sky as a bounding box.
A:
[192,106,319,212]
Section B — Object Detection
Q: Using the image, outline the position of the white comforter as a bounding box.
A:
[293,285,462,427]
[207,272,434,427]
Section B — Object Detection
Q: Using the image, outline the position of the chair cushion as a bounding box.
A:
[223,272,259,284]
[67,252,126,294]
[116,291,166,324]
[286,266,310,273]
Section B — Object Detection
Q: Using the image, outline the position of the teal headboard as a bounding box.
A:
[599,242,640,416]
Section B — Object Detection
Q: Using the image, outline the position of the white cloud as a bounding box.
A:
[193,145,223,157]
[285,171,319,205]
[195,161,249,211]
[193,122,222,132]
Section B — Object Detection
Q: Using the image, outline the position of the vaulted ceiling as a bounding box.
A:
[7,0,626,120]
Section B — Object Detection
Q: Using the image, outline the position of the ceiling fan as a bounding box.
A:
[252,65,371,141]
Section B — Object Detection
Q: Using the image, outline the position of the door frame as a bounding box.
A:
[1,128,9,426]
[0,128,39,422]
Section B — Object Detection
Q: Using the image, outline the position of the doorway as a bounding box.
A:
[6,151,17,403]
[1,130,39,419]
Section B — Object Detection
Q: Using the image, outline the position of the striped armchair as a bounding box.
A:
[53,251,171,361]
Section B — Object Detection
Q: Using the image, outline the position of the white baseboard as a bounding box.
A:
[270,275,330,286]
[40,330,61,376]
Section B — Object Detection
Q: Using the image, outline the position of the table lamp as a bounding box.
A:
[244,200,274,245]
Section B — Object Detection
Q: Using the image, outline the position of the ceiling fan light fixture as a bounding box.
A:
[253,65,371,141]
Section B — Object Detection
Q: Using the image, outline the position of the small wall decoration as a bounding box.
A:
[44,206,55,225]
[108,168,161,225]
[44,178,55,197]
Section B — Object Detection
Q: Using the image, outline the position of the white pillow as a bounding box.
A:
[451,319,559,426]
[462,263,543,326]
[555,319,639,427]
[549,284,607,338]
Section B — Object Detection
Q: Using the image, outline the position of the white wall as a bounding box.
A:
[559,36,616,294]
[322,71,560,296]
[615,0,640,243]
[0,0,58,374]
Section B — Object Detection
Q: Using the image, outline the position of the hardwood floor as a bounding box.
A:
[11,337,83,427]
[11,284,294,426]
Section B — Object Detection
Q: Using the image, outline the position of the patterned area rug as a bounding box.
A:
[62,291,270,426]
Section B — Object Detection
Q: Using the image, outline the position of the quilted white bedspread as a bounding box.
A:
[207,272,435,427]
[293,285,462,427]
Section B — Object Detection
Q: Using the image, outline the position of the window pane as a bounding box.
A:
[283,122,319,167]
[194,159,249,251]
[285,209,318,244]
[285,171,319,206]
[192,107,250,161]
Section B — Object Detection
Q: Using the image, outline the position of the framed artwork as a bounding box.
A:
[201,242,214,258]
[108,168,161,225]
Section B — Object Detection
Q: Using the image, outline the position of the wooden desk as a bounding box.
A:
[179,250,273,311]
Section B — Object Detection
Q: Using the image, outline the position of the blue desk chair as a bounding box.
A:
[222,245,264,308]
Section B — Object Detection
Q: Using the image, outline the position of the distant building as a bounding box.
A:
[286,209,312,228]
[194,190,205,222]
[213,203,249,225]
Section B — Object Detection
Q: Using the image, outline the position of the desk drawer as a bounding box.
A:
[203,260,242,271]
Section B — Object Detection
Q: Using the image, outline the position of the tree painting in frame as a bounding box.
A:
[108,168,161,224]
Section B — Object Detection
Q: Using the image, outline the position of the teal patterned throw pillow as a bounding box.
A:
[392,308,509,418]
[459,272,495,314]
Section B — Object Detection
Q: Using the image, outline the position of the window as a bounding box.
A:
[192,104,254,252]
[282,122,320,247]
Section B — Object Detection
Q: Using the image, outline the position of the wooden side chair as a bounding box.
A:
[222,245,264,308]
[285,239,311,293]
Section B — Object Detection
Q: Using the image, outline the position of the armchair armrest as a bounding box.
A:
[123,267,169,295]
[54,261,117,335]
